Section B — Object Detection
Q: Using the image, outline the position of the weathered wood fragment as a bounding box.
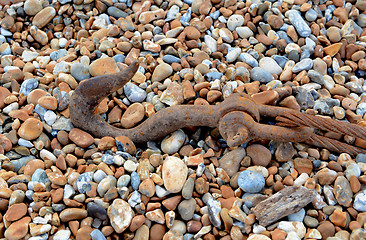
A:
[251,186,316,226]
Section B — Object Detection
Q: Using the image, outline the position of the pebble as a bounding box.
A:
[123,82,146,103]
[0,0,365,239]
[238,170,265,193]
[292,59,313,73]
[70,63,90,81]
[286,10,311,37]
[69,128,94,148]
[250,67,274,83]
[162,156,188,193]
[32,7,56,28]
[24,0,42,16]
[151,63,173,82]
[161,129,186,154]
[18,118,43,140]
[246,144,271,167]
[107,199,134,233]
[219,147,246,177]
[121,103,145,129]
[227,14,244,31]
[259,57,282,75]
[89,58,120,76]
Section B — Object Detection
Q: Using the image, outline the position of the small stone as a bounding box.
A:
[333,176,353,207]
[32,6,56,28]
[18,118,43,140]
[250,67,274,83]
[238,170,265,193]
[247,234,271,240]
[89,58,120,77]
[59,208,88,222]
[236,27,254,39]
[317,221,335,239]
[226,48,241,63]
[121,103,144,129]
[71,63,90,81]
[162,156,188,193]
[4,217,31,240]
[316,168,337,185]
[69,128,94,148]
[259,57,282,75]
[123,82,146,103]
[353,190,366,211]
[24,0,42,15]
[292,59,313,73]
[246,144,271,167]
[160,82,184,106]
[323,43,343,57]
[219,147,246,177]
[267,15,284,29]
[108,199,134,233]
[286,10,311,37]
[151,63,173,82]
[5,203,27,222]
[91,229,107,240]
[184,26,200,40]
[227,14,244,31]
[161,129,186,154]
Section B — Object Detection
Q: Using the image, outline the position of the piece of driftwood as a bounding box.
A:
[251,186,316,226]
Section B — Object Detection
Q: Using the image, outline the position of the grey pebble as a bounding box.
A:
[87,202,108,221]
[313,98,340,115]
[52,116,73,131]
[292,58,313,73]
[91,229,107,240]
[178,198,196,221]
[76,172,93,194]
[287,10,311,37]
[131,171,140,190]
[163,55,181,64]
[239,53,258,67]
[70,63,90,81]
[353,190,366,211]
[117,175,131,188]
[250,67,273,83]
[32,169,50,184]
[123,82,146,103]
[128,190,141,207]
[107,6,128,18]
[50,49,67,61]
[205,72,223,82]
[356,153,366,163]
[20,78,39,96]
[101,154,114,165]
[238,170,265,193]
[308,70,325,85]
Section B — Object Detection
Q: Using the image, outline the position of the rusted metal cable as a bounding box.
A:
[305,134,366,156]
[275,111,366,140]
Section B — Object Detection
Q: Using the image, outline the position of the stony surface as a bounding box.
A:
[0,0,366,239]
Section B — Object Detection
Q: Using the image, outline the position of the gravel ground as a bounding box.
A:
[0,0,366,239]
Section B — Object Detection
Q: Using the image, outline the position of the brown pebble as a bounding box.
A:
[121,103,145,128]
[69,128,94,148]
[317,221,335,239]
[5,203,27,222]
[246,144,272,167]
[17,118,43,140]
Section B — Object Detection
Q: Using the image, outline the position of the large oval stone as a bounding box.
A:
[162,156,188,193]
